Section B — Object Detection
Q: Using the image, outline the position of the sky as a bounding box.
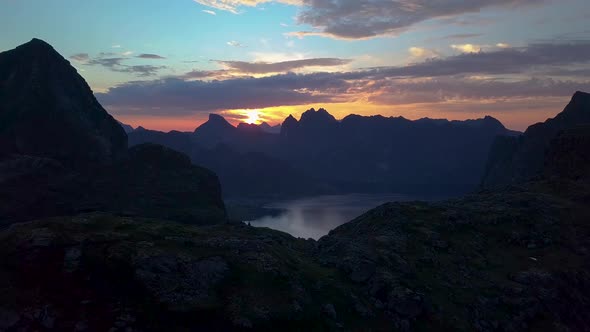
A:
[1,0,589,131]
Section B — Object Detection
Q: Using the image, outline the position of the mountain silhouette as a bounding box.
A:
[482,91,590,187]
[131,109,518,197]
[0,39,226,224]
[0,38,127,166]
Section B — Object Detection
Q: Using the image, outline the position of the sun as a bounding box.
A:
[245,109,261,124]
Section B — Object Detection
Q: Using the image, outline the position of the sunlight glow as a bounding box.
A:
[245,109,261,124]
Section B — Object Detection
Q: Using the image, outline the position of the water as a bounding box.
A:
[247,194,419,240]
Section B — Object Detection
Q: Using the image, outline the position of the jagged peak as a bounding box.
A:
[284,114,298,124]
[300,107,337,124]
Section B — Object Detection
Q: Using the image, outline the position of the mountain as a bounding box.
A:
[275,110,517,195]
[544,124,590,182]
[0,39,127,166]
[129,128,325,198]
[1,94,589,331]
[482,91,590,187]
[118,121,135,133]
[0,39,226,225]
[259,121,281,134]
[133,110,518,198]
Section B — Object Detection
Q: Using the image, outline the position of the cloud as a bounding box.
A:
[441,33,484,40]
[353,41,590,79]
[97,41,590,116]
[202,9,217,15]
[451,44,483,53]
[71,52,167,77]
[112,45,122,49]
[227,41,246,47]
[69,53,90,62]
[216,58,352,74]
[87,57,126,68]
[116,65,167,77]
[370,77,590,105]
[97,73,347,115]
[193,0,301,14]
[136,53,167,59]
[408,47,439,58]
[293,0,543,39]
[122,51,134,56]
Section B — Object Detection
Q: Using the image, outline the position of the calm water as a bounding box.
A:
[248,194,420,240]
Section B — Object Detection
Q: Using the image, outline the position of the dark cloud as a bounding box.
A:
[116,65,167,77]
[87,57,126,68]
[96,41,590,115]
[97,73,351,115]
[295,0,542,39]
[216,58,352,74]
[70,52,167,77]
[441,33,484,40]
[349,41,590,79]
[370,78,590,105]
[181,69,230,79]
[136,53,166,59]
[69,53,89,62]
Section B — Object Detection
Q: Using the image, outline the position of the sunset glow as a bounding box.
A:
[2,0,588,131]
[245,110,261,124]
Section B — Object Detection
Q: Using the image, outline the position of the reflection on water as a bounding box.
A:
[248,194,419,240]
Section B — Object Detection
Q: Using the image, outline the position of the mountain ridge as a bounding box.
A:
[482,91,590,187]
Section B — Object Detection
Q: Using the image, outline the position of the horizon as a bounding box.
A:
[137,105,533,133]
[2,0,589,131]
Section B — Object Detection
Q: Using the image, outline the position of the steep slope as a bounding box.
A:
[482,91,590,187]
[0,39,127,165]
[544,125,590,181]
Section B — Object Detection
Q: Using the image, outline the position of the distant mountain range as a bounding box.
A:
[129,108,520,198]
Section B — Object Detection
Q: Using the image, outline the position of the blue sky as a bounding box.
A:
[1,0,589,131]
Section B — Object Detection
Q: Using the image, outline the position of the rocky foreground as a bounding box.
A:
[1,175,589,331]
